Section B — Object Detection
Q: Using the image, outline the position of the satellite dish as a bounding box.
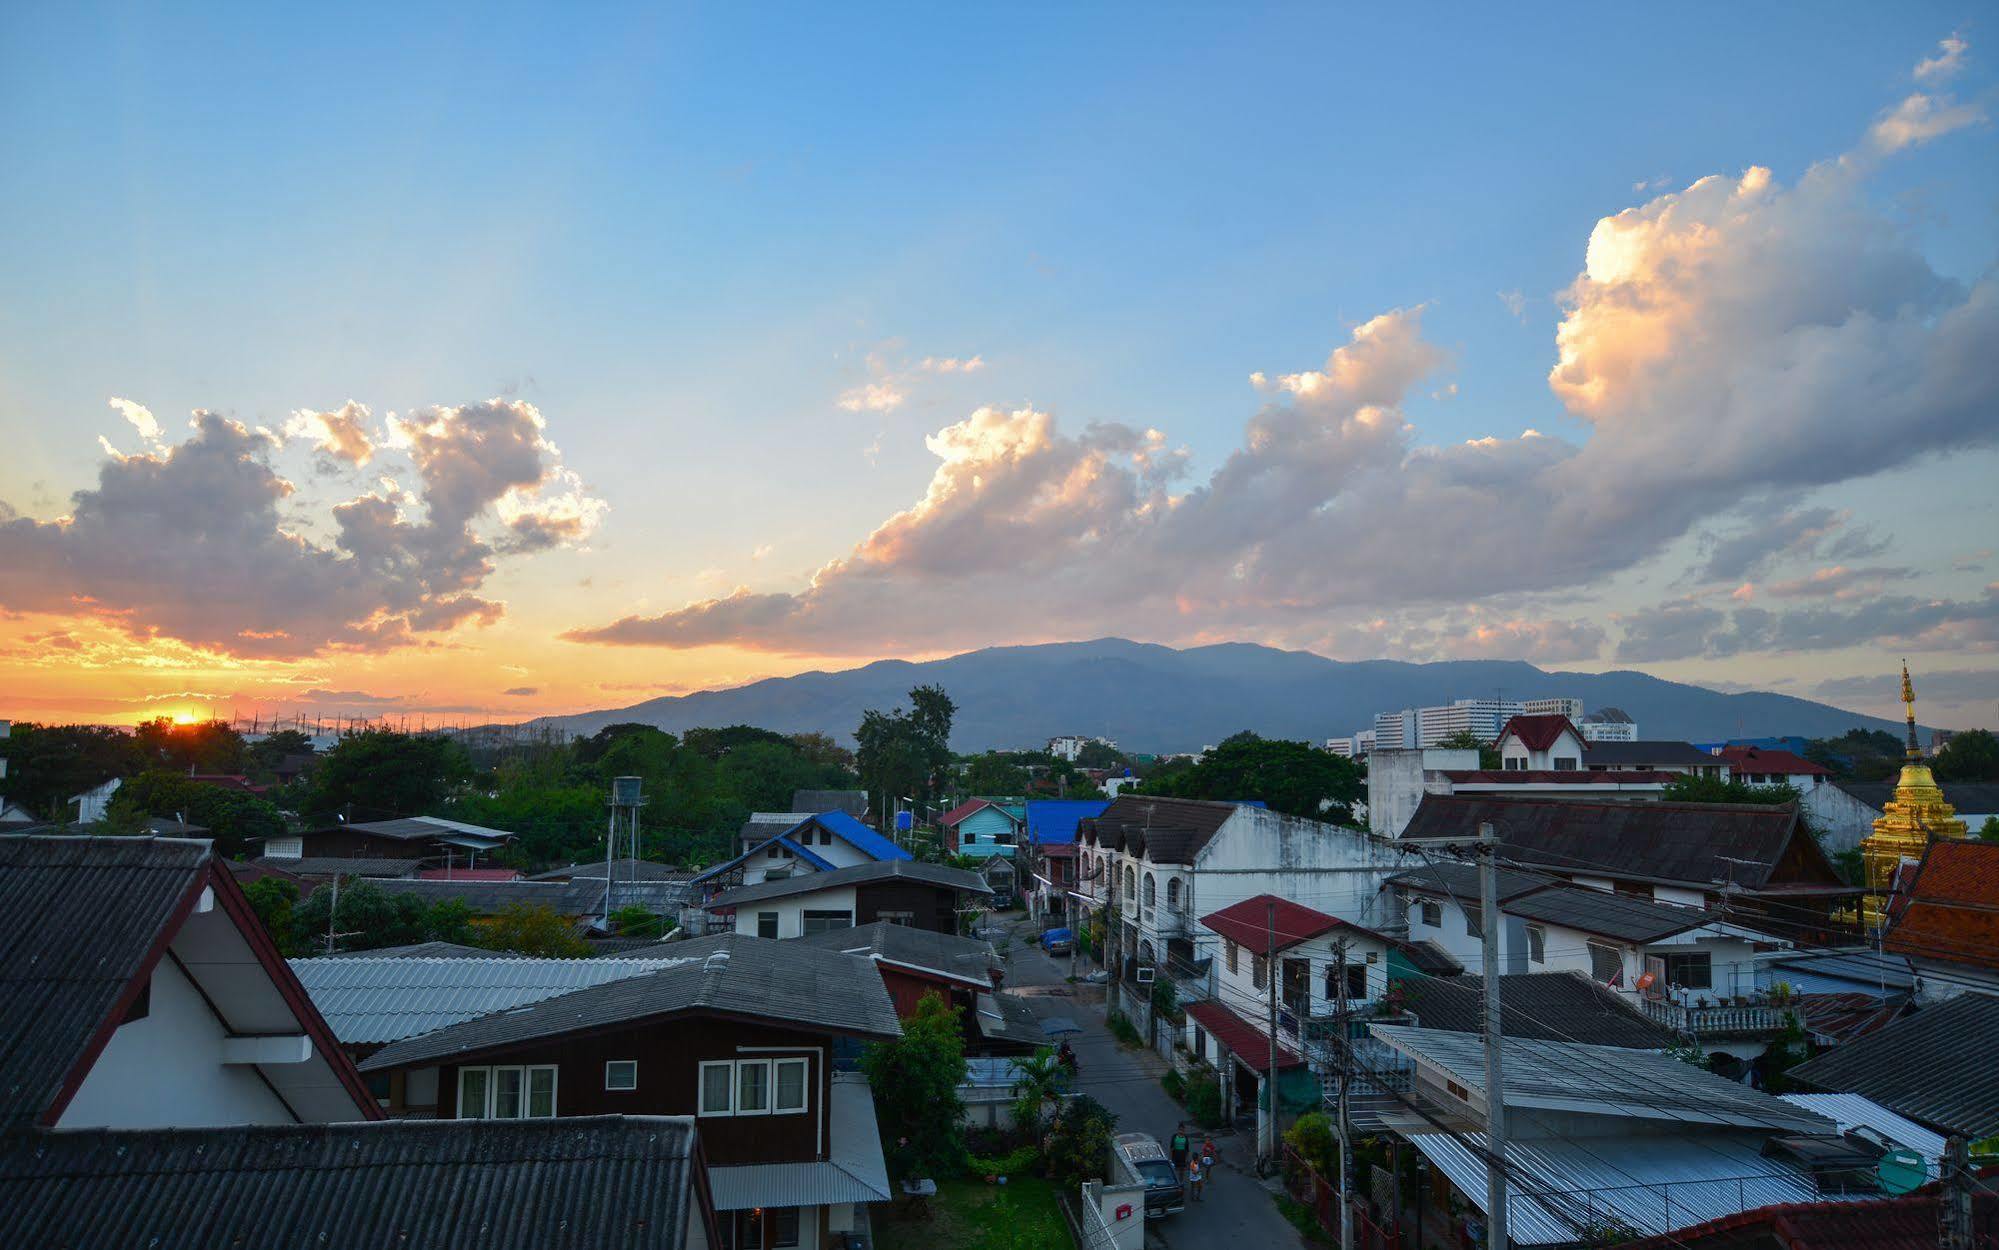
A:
[1877,1148,1927,1196]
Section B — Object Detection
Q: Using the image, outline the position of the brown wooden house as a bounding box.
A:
[706,859,991,939]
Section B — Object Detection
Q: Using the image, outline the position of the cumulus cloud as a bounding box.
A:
[838,347,987,412]
[0,398,602,658]
[837,380,906,413]
[569,72,1998,662]
[108,398,164,448]
[284,401,377,465]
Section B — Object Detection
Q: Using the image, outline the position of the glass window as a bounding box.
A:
[737,1059,771,1115]
[771,1207,800,1248]
[527,1067,556,1118]
[1554,756,1579,771]
[605,1060,638,1091]
[1419,900,1442,927]
[1665,951,1713,989]
[1464,905,1482,939]
[774,1058,809,1113]
[1142,875,1155,906]
[757,911,780,939]
[1226,940,1238,974]
[1588,942,1625,986]
[1166,878,1180,907]
[1347,963,1369,1002]
[493,1067,524,1119]
[1253,953,1268,991]
[801,910,852,936]
[699,1062,734,1116]
[458,1067,490,1119]
[1527,926,1546,964]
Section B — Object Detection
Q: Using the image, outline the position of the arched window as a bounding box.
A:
[1142,873,1156,907]
[1125,866,1135,899]
[1140,941,1155,965]
[1166,878,1181,908]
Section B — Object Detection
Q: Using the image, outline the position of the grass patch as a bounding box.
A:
[875,1177,1068,1250]
[1106,1010,1143,1048]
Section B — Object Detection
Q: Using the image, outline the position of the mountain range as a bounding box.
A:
[533,638,1915,753]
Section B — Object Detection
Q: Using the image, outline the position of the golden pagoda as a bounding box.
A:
[1859,661,1967,927]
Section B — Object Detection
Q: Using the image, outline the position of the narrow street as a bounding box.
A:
[996,920,1307,1248]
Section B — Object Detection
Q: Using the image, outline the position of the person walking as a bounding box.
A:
[1169,1124,1190,1180]
[1187,1153,1207,1202]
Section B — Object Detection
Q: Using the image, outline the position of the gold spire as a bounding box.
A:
[1860,660,1966,928]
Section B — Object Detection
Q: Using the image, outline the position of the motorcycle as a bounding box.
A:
[1057,1041,1079,1076]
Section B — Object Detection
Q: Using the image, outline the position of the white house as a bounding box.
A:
[1495,714,1588,771]
[69,777,122,825]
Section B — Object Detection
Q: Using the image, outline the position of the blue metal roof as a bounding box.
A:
[688,832,837,885]
[800,810,912,862]
[1024,800,1110,845]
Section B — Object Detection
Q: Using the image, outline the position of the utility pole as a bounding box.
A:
[324,872,341,956]
[1941,1135,1972,1250]
[1478,822,1510,1250]
[1266,897,1282,1168]
[1334,936,1355,1250]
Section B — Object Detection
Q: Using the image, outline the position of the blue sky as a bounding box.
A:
[2,3,1995,728]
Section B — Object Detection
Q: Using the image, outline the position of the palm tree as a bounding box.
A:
[1011,1046,1065,1137]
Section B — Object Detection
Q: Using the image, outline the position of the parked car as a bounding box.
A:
[1039,927,1075,955]
[1111,1132,1184,1217]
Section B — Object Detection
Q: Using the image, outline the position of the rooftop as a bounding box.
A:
[1502,884,1713,943]
[333,815,516,845]
[794,919,1000,986]
[1790,991,1999,1139]
[1717,746,1831,777]
[1024,799,1110,846]
[1498,714,1584,752]
[0,1116,710,1250]
[527,857,690,882]
[791,789,869,819]
[1882,839,1999,971]
[707,858,990,908]
[1080,794,1267,862]
[361,934,902,1071]
[291,955,694,1044]
[1385,858,1558,905]
[1201,893,1385,955]
[1389,971,1677,1049]
[1583,740,1723,769]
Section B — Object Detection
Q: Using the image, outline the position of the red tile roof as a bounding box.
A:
[1622,1183,1998,1249]
[939,799,996,827]
[1184,999,1303,1068]
[1442,769,1674,784]
[1883,839,1999,970]
[1497,714,1583,752]
[1717,746,1830,777]
[1201,894,1347,954]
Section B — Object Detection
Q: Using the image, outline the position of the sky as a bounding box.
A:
[2,4,1997,731]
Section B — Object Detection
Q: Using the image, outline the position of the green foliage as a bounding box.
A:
[861,991,969,1182]
[1664,1038,1712,1071]
[133,717,246,774]
[0,722,143,818]
[1106,1010,1143,1048]
[108,769,286,856]
[1150,976,1180,1020]
[246,729,315,780]
[1660,774,1825,841]
[1275,1195,1327,1242]
[607,904,671,937]
[1041,1094,1117,1188]
[1935,729,1999,782]
[1008,1047,1065,1139]
[1161,1068,1186,1102]
[1833,848,1866,886]
[856,685,956,816]
[303,730,473,823]
[1075,739,1128,770]
[961,753,1029,797]
[1433,729,1502,770]
[477,903,591,957]
[1285,1110,1339,1178]
[242,877,303,956]
[965,1143,1041,1178]
[1980,816,1999,844]
[1805,729,1905,782]
[1136,732,1363,820]
[1184,1068,1225,1128]
[1760,1011,1811,1094]
[288,878,476,954]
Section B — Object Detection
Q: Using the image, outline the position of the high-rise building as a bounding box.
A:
[1416,698,1525,746]
[1324,737,1356,758]
[1521,697,1584,719]
[1578,708,1637,742]
[1353,730,1377,755]
[1373,710,1417,750]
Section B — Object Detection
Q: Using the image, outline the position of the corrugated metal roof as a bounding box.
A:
[1407,1129,1846,1246]
[1779,1093,1946,1176]
[0,1115,705,1249]
[709,859,989,907]
[291,955,694,1043]
[342,815,516,843]
[706,1075,890,1209]
[0,835,210,1130]
[251,855,418,878]
[793,919,999,985]
[361,934,902,1070]
[1393,971,1676,1049]
[1371,1025,1831,1133]
[1790,993,1999,1139]
[1025,799,1110,846]
[1503,885,1710,943]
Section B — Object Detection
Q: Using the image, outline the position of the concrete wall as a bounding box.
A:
[60,955,296,1129]
[729,885,860,939]
[1803,784,1886,854]
[1081,1179,1148,1250]
[1367,748,1478,838]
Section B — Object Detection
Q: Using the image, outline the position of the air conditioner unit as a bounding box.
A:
[1136,967,1156,984]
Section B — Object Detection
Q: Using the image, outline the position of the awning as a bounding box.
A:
[706,1075,891,1210]
[1185,999,1303,1069]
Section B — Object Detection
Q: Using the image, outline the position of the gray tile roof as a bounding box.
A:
[791,789,869,819]
[1373,1024,1832,1132]
[972,991,1048,1047]
[527,857,690,882]
[1386,859,1557,905]
[291,955,696,1044]
[1389,971,1677,1048]
[361,934,901,1070]
[318,940,494,959]
[1080,795,1249,863]
[0,835,212,1130]
[794,920,999,985]
[1790,992,1999,1138]
[368,876,687,916]
[335,815,517,844]
[0,1116,708,1250]
[709,858,991,907]
[251,856,418,878]
[1502,885,1710,943]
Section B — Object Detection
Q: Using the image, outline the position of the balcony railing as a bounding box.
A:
[1639,998,1792,1036]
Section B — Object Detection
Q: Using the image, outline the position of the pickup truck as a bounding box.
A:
[1111,1131,1184,1217]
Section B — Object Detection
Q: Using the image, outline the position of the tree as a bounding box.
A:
[246,729,314,781]
[1009,1046,1066,1139]
[1660,774,1824,841]
[1979,816,1999,844]
[1805,729,1904,783]
[859,990,967,1181]
[302,730,472,823]
[290,878,475,954]
[1934,729,1999,783]
[133,718,247,774]
[1075,739,1128,770]
[962,753,1030,797]
[109,770,286,856]
[1137,732,1363,820]
[477,903,592,957]
[856,709,928,820]
[1433,729,1502,770]
[1042,1093,1118,1187]
[0,722,143,818]
[243,877,305,956]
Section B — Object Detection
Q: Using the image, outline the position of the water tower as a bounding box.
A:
[604,776,646,918]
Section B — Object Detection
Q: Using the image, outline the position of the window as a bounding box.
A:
[818,829,832,845]
[731,1208,801,1250]
[1464,905,1482,939]
[737,1060,771,1114]
[1166,878,1181,908]
[1226,940,1239,974]
[457,1065,556,1119]
[1527,925,1546,965]
[1554,756,1579,771]
[774,1058,809,1113]
[1588,942,1625,986]
[699,1062,735,1115]
[1253,953,1269,991]
[1142,875,1155,907]
[605,1060,638,1091]
[1419,899,1441,928]
[1193,1025,1207,1061]
[801,909,852,936]
[767,846,780,860]
[757,911,780,939]
[1346,963,1369,1002]
[877,910,915,926]
[700,1058,810,1118]
[1664,951,1713,990]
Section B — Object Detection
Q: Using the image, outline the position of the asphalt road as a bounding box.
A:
[997,922,1306,1249]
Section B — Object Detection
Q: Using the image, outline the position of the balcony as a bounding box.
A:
[1638,997,1793,1037]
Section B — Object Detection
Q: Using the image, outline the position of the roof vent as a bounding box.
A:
[704,950,731,972]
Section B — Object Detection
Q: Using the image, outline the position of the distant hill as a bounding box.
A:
[531,638,1916,753]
